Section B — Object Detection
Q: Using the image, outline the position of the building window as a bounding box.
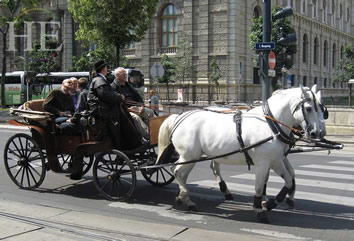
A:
[324,78,327,88]
[312,0,317,19]
[314,37,319,65]
[253,6,261,19]
[332,43,336,68]
[160,4,178,48]
[303,76,307,86]
[303,34,309,63]
[314,77,318,85]
[301,0,307,14]
[323,40,328,66]
[322,0,327,23]
[340,45,344,60]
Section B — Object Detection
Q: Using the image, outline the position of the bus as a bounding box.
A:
[32,72,90,100]
[0,71,33,106]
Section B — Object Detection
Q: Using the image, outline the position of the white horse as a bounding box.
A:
[157,85,326,223]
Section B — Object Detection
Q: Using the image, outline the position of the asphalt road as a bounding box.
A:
[0,127,353,241]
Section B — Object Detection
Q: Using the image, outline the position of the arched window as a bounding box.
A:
[314,37,319,64]
[332,43,337,68]
[323,40,328,66]
[253,6,261,19]
[303,34,309,63]
[160,4,178,48]
[340,45,344,59]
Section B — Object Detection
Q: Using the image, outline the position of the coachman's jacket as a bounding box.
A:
[87,74,141,150]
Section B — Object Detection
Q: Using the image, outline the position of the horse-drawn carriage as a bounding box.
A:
[4,99,174,201]
[4,85,344,223]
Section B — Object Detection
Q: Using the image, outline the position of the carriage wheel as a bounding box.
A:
[140,147,175,187]
[93,149,136,201]
[4,133,46,189]
[57,154,94,176]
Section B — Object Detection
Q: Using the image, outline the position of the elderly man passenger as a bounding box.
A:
[111,67,155,140]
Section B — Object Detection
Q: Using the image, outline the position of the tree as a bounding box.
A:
[160,54,176,102]
[171,32,196,102]
[0,0,39,107]
[250,6,297,90]
[27,40,60,74]
[68,0,158,67]
[208,56,221,103]
[334,44,354,84]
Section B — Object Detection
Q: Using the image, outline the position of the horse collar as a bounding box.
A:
[262,100,296,145]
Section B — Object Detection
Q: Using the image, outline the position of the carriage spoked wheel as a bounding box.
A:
[140,147,175,187]
[93,149,136,201]
[4,133,46,189]
[57,154,94,176]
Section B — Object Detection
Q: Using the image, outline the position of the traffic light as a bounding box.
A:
[273,7,296,46]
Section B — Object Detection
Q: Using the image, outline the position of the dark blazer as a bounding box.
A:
[111,80,143,105]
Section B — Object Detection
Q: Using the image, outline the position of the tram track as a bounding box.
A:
[0,211,163,241]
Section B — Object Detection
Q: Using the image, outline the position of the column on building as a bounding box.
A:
[62,10,73,71]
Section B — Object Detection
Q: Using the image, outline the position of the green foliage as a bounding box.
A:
[27,40,60,74]
[250,6,297,89]
[68,0,159,65]
[159,54,176,84]
[71,45,116,72]
[171,32,196,86]
[208,56,221,86]
[334,44,354,83]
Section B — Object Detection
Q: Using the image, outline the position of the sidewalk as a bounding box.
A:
[0,199,281,241]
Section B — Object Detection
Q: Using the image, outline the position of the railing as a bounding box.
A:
[121,49,136,56]
[158,47,177,54]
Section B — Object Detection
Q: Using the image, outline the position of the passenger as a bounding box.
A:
[87,61,141,147]
[43,78,76,135]
[111,67,154,139]
[70,77,80,110]
[43,78,76,173]
[76,77,89,112]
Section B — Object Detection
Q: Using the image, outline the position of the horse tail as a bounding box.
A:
[157,114,178,164]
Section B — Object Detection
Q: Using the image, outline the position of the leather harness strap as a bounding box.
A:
[233,111,254,170]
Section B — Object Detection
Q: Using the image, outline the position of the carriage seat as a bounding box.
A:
[12,99,52,126]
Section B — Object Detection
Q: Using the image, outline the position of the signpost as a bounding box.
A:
[255,42,276,50]
[268,51,276,70]
[150,63,164,96]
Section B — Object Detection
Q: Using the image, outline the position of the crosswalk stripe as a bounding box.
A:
[230,174,354,192]
[291,170,354,180]
[300,164,354,172]
[329,161,354,166]
[190,180,354,207]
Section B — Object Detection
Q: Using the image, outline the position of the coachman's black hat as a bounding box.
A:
[94,60,107,72]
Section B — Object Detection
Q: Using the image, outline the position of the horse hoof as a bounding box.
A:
[286,198,295,209]
[225,194,234,200]
[256,211,270,224]
[188,205,198,212]
[266,198,277,211]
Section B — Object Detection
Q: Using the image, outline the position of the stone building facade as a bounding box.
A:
[1,0,353,102]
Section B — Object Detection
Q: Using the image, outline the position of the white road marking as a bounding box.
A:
[231,174,354,192]
[190,180,354,207]
[108,202,205,221]
[300,164,354,172]
[329,160,354,165]
[240,228,313,240]
[290,169,354,180]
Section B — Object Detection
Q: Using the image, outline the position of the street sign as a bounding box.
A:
[268,69,276,77]
[255,42,275,50]
[150,63,164,79]
[268,51,276,70]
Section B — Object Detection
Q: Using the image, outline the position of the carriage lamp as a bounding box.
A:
[80,117,88,127]
[88,116,96,126]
